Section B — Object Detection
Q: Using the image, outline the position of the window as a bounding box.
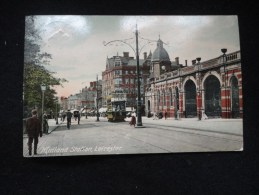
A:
[114,70,121,75]
[114,78,122,84]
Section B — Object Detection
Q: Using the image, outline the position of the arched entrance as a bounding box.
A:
[231,76,239,118]
[184,80,197,117]
[204,75,221,117]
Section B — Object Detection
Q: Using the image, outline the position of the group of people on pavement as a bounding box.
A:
[153,111,167,120]
[65,110,81,129]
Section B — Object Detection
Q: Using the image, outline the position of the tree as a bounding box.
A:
[23,16,67,117]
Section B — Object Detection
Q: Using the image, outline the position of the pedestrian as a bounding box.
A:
[129,112,136,127]
[78,112,81,125]
[164,111,167,120]
[43,112,49,134]
[66,109,73,129]
[74,111,78,121]
[25,109,42,156]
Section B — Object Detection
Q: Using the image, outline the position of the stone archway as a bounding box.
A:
[204,75,221,117]
[184,80,197,118]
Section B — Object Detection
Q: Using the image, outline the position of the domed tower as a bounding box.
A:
[151,37,171,78]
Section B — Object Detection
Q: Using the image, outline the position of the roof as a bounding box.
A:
[106,55,145,69]
[127,59,145,66]
[151,39,170,62]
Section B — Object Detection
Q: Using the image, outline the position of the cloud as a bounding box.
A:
[32,15,240,97]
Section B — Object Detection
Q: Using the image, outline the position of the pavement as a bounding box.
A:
[23,116,243,138]
[139,117,243,136]
[23,116,243,157]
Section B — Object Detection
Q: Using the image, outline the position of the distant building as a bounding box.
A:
[60,96,68,111]
[67,93,81,110]
[80,80,102,112]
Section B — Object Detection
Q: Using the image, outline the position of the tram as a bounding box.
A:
[107,89,127,122]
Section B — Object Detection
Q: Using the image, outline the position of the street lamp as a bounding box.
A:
[96,74,100,122]
[103,25,154,127]
[41,84,46,133]
[221,48,228,118]
[55,97,59,124]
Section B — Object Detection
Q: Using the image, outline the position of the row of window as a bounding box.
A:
[114,70,143,75]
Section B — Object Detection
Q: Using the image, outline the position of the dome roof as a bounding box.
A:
[151,39,170,62]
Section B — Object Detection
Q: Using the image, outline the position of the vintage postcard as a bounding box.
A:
[23,15,243,157]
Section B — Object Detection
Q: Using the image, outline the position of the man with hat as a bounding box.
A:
[25,109,42,156]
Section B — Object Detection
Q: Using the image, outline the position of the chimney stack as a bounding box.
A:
[123,52,129,58]
[144,52,147,60]
[175,57,179,65]
[185,60,188,66]
[192,59,196,65]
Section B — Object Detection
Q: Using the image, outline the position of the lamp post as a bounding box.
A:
[96,74,100,122]
[196,57,202,120]
[41,84,46,132]
[55,97,59,124]
[221,48,228,118]
[103,25,155,127]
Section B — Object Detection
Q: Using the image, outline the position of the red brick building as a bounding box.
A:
[145,46,242,119]
[102,51,151,109]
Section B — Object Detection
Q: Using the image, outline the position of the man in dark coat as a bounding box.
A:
[66,109,73,129]
[26,109,42,156]
[77,112,81,125]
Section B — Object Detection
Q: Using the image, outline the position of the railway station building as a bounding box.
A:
[145,38,242,119]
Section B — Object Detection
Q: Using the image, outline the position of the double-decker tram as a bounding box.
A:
[107,89,127,122]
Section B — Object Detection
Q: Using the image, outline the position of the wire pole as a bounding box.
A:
[96,74,100,121]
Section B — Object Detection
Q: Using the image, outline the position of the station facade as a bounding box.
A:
[145,39,242,119]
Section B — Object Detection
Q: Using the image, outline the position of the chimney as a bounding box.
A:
[144,52,147,60]
[175,57,179,65]
[185,60,188,66]
[123,52,129,58]
[192,59,196,65]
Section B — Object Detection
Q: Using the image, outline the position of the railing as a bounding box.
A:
[181,66,196,75]
[154,50,241,83]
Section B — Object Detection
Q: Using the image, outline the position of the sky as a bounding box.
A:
[31,15,240,97]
